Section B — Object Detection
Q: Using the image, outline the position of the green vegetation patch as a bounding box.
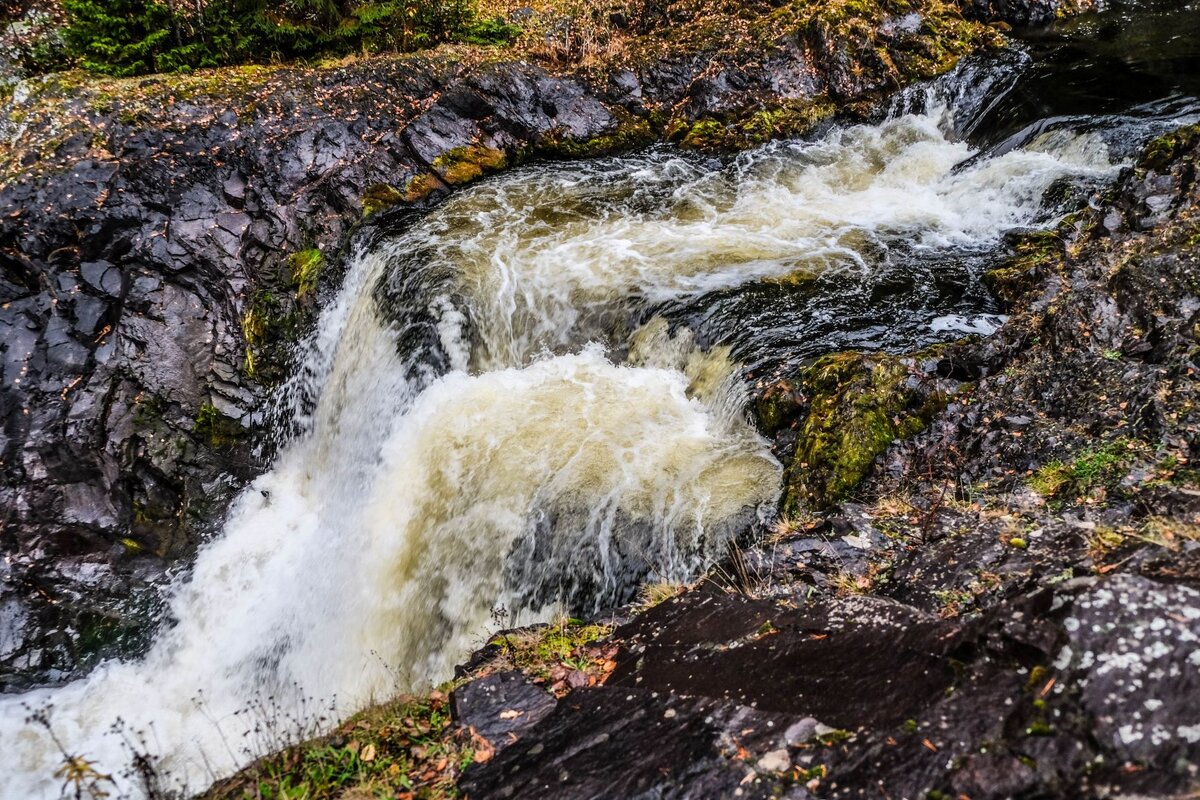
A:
[1029,439,1136,504]
[58,0,520,78]
[203,686,471,800]
[486,617,613,683]
[289,248,325,298]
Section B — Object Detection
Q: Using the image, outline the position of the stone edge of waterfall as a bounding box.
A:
[201,121,1200,800]
[0,0,1075,691]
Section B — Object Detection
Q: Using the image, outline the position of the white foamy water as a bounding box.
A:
[393,109,1114,369]
[0,102,1119,798]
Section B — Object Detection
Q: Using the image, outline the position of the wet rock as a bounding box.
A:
[1061,575,1200,770]
[608,590,966,730]
[460,686,808,800]
[451,670,557,751]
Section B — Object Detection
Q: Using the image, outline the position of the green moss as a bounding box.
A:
[782,349,955,512]
[289,248,324,298]
[193,401,242,448]
[240,290,300,383]
[432,144,507,185]
[541,116,656,158]
[361,183,406,216]
[1029,439,1134,503]
[679,99,838,153]
[1138,123,1200,172]
[680,119,728,150]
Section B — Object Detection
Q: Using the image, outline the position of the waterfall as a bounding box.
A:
[0,68,1130,798]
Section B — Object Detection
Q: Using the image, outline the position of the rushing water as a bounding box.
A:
[3,3,1198,795]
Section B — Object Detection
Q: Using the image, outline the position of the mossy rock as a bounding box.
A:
[1138,123,1200,172]
[676,99,838,153]
[778,349,956,512]
[289,248,324,298]
[361,183,406,216]
[432,144,508,185]
[193,402,244,449]
[403,171,444,202]
[241,289,300,384]
[539,116,656,158]
[984,230,1066,306]
[755,380,806,436]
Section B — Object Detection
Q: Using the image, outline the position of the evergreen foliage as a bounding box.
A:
[57,0,519,76]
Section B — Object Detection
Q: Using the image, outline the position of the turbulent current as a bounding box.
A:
[3,18,1195,794]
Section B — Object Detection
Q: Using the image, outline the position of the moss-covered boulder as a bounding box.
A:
[759,349,961,512]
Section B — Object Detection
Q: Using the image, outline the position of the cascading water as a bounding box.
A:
[2,17,1195,793]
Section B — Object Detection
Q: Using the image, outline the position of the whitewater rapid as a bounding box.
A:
[0,97,1119,798]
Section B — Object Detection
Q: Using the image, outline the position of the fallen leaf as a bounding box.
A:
[360,743,377,762]
[472,735,495,763]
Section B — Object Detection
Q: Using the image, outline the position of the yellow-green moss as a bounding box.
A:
[432,144,508,185]
[782,350,954,512]
[404,171,443,202]
[289,248,325,298]
[361,183,406,216]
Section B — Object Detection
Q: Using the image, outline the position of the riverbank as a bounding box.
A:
[4,1,1196,798]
